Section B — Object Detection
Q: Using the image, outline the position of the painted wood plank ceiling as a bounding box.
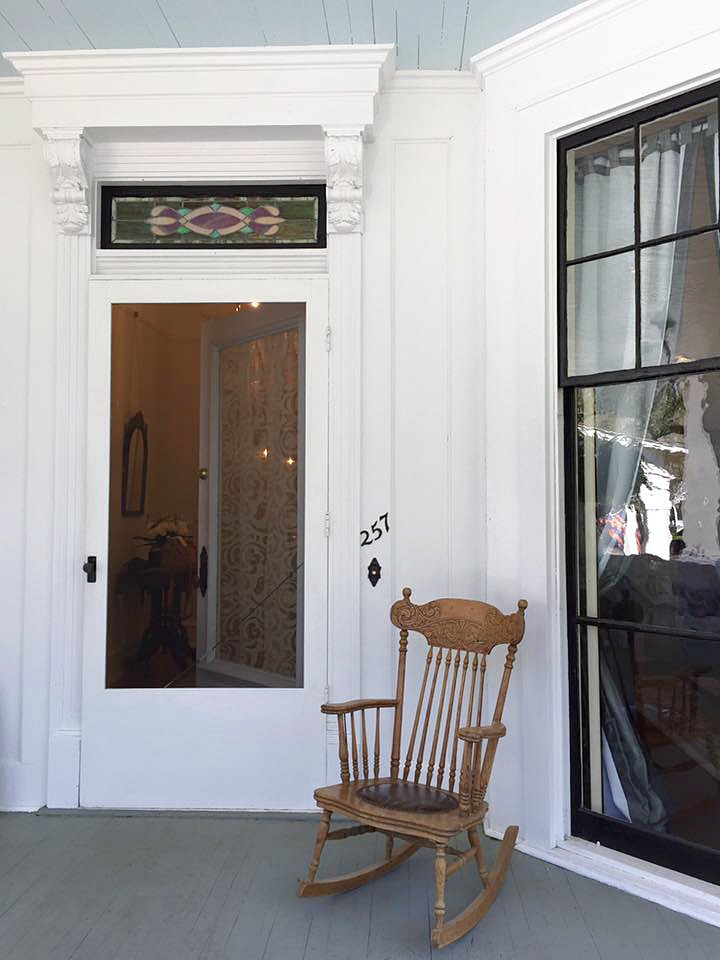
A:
[0,1,580,76]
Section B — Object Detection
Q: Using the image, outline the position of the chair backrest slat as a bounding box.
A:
[403,646,433,779]
[413,648,443,784]
[436,650,461,787]
[426,650,453,786]
[448,651,470,792]
[389,589,526,794]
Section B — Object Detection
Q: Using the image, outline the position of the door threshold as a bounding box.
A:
[38,806,320,819]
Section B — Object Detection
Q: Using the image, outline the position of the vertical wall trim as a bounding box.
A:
[324,128,364,711]
[42,128,91,807]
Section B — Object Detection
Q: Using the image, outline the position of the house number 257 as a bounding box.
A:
[361,513,389,546]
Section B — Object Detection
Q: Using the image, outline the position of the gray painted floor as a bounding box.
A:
[0,812,718,960]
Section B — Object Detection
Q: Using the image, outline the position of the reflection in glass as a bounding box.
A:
[641,100,719,242]
[567,129,635,260]
[641,230,720,367]
[576,373,720,630]
[579,625,720,852]
[567,251,635,376]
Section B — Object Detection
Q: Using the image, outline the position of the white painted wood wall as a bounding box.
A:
[0,72,482,810]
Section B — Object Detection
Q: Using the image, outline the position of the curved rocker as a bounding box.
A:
[297,840,419,897]
[431,825,518,949]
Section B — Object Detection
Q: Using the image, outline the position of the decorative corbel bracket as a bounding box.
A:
[324,128,364,234]
[42,128,90,235]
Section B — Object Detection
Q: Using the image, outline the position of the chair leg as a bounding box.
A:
[467,827,489,887]
[433,844,447,934]
[384,834,394,861]
[305,810,332,884]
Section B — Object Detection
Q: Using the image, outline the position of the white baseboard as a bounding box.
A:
[46,730,80,809]
[483,825,720,929]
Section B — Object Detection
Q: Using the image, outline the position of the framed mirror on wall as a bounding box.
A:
[121,410,148,517]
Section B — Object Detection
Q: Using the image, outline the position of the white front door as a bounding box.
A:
[81,277,328,809]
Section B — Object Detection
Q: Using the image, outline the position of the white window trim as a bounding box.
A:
[473,0,720,928]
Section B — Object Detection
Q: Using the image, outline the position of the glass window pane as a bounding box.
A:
[578,625,720,852]
[567,251,636,376]
[576,372,720,631]
[641,230,720,366]
[567,129,635,260]
[641,100,719,242]
[106,188,324,248]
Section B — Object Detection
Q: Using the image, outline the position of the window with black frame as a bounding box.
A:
[560,84,720,884]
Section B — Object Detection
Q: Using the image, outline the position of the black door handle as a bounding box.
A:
[198,546,208,597]
[83,556,97,583]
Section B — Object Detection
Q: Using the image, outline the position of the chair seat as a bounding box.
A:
[356,780,458,813]
[314,778,486,841]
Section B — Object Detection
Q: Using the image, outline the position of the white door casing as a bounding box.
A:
[4,45,394,808]
[82,277,327,809]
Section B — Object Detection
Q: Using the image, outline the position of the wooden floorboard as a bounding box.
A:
[0,813,716,960]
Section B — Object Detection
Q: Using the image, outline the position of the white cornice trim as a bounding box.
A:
[470,0,644,87]
[0,76,23,98]
[3,44,395,132]
[4,44,395,78]
[389,70,479,93]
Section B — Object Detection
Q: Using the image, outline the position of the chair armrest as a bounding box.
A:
[457,722,506,743]
[321,698,397,715]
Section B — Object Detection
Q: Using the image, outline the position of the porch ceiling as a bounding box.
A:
[0,0,580,76]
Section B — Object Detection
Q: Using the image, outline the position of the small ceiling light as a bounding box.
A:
[286,456,295,466]
[260,447,269,459]
[250,301,261,309]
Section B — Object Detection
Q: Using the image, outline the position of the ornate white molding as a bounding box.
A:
[42,129,89,235]
[324,130,363,234]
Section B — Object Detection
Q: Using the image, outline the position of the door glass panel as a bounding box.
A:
[578,625,720,852]
[106,303,304,688]
[566,129,635,260]
[567,251,636,375]
[641,230,720,366]
[640,100,719,242]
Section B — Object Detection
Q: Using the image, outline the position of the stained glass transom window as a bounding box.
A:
[101,185,326,249]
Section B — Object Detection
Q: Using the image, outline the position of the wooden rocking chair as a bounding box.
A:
[298,587,527,948]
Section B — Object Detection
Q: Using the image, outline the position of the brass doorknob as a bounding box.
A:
[199,467,208,480]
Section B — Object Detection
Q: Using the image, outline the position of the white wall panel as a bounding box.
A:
[360,80,483,706]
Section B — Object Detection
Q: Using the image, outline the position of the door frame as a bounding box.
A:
[81,276,329,807]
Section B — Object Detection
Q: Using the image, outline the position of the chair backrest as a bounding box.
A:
[388,587,527,795]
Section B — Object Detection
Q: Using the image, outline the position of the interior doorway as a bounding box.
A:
[106,302,305,689]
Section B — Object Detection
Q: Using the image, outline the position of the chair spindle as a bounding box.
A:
[403,646,433,779]
[350,712,359,780]
[436,651,461,788]
[426,650,452,786]
[361,710,369,779]
[414,647,443,784]
[338,714,350,784]
[448,652,470,792]
[374,706,381,778]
